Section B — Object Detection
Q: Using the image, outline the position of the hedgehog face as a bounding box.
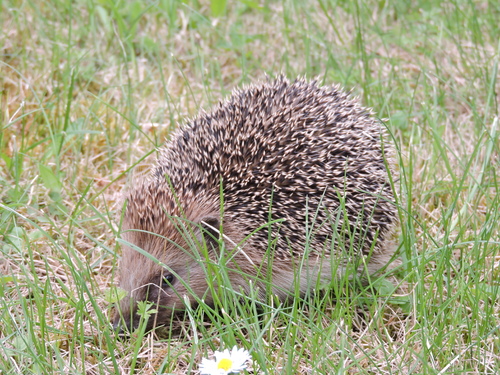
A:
[112,222,216,333]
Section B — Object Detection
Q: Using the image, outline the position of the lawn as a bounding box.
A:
[0,0,499,374]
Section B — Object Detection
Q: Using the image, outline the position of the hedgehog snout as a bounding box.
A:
[112,315,131,338]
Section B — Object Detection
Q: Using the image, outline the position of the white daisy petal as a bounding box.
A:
[199,358,220,374]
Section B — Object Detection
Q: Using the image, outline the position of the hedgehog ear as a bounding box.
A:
[196,216,221,251]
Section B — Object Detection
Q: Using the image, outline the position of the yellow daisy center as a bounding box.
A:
[217,358,233,371]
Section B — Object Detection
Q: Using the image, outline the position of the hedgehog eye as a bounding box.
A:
[161,274,175,288]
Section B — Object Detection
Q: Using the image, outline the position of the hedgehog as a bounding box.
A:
[112,76,399,332]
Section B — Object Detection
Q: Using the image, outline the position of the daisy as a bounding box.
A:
[199,346,251,375]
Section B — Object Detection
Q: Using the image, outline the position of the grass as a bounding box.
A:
[1,0,499,374]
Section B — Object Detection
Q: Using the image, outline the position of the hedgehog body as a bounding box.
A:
[113,76,399,331]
